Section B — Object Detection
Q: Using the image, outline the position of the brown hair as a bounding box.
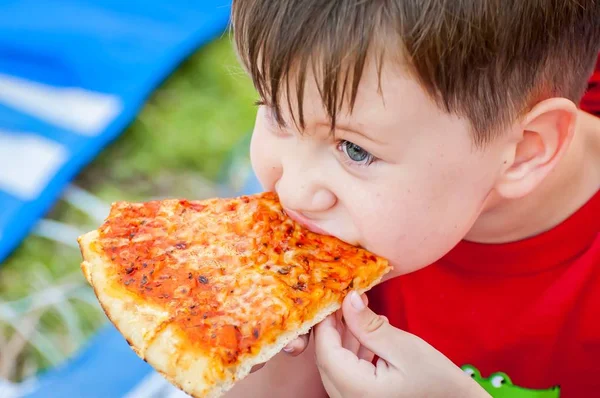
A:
[231,0,600,145]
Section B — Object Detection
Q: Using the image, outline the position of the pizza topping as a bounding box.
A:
[93,192,390,371]
[292,282,307,291]
[277,266,291,275]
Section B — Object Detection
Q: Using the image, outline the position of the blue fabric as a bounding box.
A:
[25,325,155,398]
[0,0,232,263]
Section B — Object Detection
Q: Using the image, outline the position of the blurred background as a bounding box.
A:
[0,1,259,396]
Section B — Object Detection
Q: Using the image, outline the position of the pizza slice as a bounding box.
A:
[77,191,390,398]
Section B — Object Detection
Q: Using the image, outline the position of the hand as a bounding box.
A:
[249,329,310,373]
[249,294,373,373]
[314,291,490,398]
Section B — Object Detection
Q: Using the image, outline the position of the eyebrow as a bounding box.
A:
[316,121,386,145]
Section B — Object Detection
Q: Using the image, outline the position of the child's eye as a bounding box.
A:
[337,140,376,167]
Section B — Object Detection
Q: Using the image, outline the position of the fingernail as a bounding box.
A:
[350,291,365,310]
[283,345,294,353]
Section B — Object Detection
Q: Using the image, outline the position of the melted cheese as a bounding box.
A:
[95,192,390,371]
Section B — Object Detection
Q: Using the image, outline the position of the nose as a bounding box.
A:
[275,162,336,214]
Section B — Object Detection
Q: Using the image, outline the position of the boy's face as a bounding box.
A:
[250,59,512,276]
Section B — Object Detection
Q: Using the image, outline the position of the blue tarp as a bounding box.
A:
[0,0,232,263]
[25,324,158,398]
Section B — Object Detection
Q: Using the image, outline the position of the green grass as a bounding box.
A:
[0,37,258,382]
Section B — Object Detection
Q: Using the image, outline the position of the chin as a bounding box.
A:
[329,230,360,247]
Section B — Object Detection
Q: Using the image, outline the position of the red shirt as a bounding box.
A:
[580,54,600,116]
[370,190,600,397]
[370,60,600,397]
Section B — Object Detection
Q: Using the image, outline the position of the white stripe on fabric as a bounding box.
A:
[0,130,67,201]
[0,378,37,398]
[62,185,110,223]
[0,73,122,136]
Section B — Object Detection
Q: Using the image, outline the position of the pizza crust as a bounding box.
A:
[80,231,172,355]
[78,195,391,398]
[80,229,387,398]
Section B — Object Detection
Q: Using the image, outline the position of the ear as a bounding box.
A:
[494,98,578,199]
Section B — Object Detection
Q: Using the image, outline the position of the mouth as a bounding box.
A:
[283,208,331,236]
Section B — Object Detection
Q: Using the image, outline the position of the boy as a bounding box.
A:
[225,1,600,397]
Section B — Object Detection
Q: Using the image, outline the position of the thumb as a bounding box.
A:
[342,291,401,364]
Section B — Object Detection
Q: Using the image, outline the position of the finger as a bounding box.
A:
[342,324,361,354]
[362,293,369,307]
[250,363,265,373]
[250,331,313,373]
[335,309,345,335]
[342,291,402,366]
[339,309,359,355]
[314,313,342,348]
[283,333,310,356]
[314,314,376,389]
[356,344,375,363]
[341,294,369,355]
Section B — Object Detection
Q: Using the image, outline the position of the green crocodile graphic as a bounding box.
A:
[462,365,560,398]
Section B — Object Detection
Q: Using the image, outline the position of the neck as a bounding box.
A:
[466,110,600,244]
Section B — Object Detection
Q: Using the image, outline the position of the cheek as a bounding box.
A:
[357,196,472,275]
[354,167,493,275]
[355,206,451,275]
[249,125,282,192]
